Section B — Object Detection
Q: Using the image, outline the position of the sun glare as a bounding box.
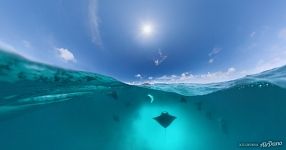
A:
[141,23,154,36]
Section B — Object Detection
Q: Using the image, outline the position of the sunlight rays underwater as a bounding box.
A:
[0,50,286,150]
[130,100,225,150]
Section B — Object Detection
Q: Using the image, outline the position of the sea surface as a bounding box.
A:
[0,50,285,150]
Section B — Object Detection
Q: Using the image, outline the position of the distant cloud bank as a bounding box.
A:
[130,67,244,84]
[147,67,240,84]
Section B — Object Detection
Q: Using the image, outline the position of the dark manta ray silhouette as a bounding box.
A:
[112,114,120,122]
[107,90,118,100]
[154,112,176,148]
[195,101,203,111]
[180,96,187,103]
[153,112,176,128]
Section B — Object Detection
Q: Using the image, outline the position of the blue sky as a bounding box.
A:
[1,0,286,83]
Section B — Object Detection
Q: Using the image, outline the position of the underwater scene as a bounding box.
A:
[0,50,285,150]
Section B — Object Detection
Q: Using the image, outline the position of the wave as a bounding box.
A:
[141,65,286,96]
[0,49,286,150]
[0,49,127,110]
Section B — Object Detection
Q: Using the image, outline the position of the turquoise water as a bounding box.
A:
[0,50,285,150]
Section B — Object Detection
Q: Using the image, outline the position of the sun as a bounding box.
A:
[141,23,154,36]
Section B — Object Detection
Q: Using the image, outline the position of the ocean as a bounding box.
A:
[0,50,285,150]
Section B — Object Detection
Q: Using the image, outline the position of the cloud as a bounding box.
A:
[208,47,222,57]
[56,48,76,63]
[154,49,167,66]
[135,74,143,79]
[208,47,222,64]
[227,67,236,73]
[136,67,245,84]
[88,0,102,46]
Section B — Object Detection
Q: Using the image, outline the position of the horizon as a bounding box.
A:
[0,1,286,149]
[1,48,284,85]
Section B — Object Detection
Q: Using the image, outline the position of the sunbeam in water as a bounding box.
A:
[0,50,286,150]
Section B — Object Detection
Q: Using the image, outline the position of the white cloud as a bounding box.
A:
[154,60,159,66]
[227,67,236,73]
[148,76,153,80]
[208,47,222,57]
[56,48,76,63]
[154,49,167,66]
[135,74,143,79]
[88,0,102,46]
[208,47,222,64]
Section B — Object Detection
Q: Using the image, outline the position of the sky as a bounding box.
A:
[1,0,286,83]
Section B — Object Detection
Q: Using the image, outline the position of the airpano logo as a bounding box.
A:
[239,140,283,148]
[260,140,283,148]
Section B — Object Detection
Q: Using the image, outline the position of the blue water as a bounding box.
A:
[0,50,285,150]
